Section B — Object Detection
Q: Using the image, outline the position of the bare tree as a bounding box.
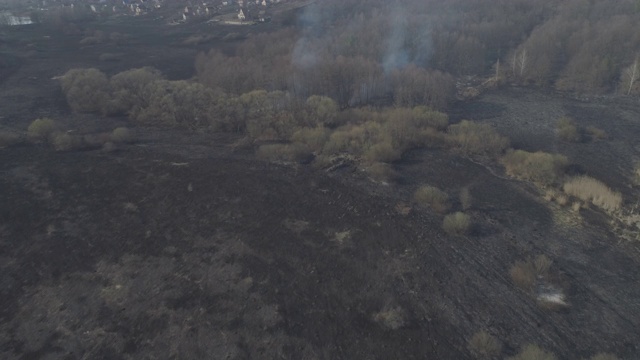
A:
[621,57,639,95]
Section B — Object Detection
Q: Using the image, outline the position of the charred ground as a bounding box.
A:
[1,12,640,360]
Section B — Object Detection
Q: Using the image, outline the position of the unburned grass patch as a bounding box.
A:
[563,176,622,213]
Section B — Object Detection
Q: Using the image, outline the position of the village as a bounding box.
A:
[0,0,304,26]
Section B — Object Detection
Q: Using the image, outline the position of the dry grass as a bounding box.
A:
[0,131,23,148]
[556,116,581,142]
[563,176,622,213]
[468,330,501,359]
[442,212,471,235]
[373,307,407,330]
[501,150,568,186]
[586,126,607,141]
[366,162,399,182]
[508,344,556,360]
[534,254,552,275]
[510,260,536,291]
[256,143,313,163]
[414,185,450,213]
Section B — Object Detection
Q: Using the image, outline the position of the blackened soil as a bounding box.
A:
[1,19,640,360]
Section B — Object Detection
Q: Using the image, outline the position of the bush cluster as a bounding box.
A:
[447,120,509,157]
[501,150,568,186]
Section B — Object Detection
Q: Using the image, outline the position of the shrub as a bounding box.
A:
[563,176,622,213]
[60,68,111,113]
[256,143,313,163]
[110,127,135,144]
[363,140,402,163]
[460,187,473,210]
[501,150,568,186]
[27,118,56,142]
[447,120,509,157]
[414,185,450,213]
[443,212,471,235]
[99,53,123,62]
[50,132,83,151]
[589,353,619,360]
[366,162,399,182]
[556,116,581,142]
[534,254,552,275]
[508,344,556,360]
[305,95,338,127]
[0,131,23,148]
[468,330,501,359]
[290,127,331,153]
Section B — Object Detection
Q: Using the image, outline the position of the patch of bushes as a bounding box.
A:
[501,150,568,186]
[508,344,556,360]
[290,127,331,153]
[563,176,622,213]
[468,330,501,359]
[366,162,399,182]
[27,118,56,142]
[443,212,471,235]
[414,185,450,213]
[60,68,111,114]
[447,120,509,157]
[556,116,581,142]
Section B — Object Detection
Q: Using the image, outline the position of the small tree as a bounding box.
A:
[620,57,639,95]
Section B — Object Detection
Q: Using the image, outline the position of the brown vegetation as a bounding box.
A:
[556,117,581,142]
[442,212,471,236]
[26,118,56,142]
[468,330,501,359]
[501,150,568,186]
[447,120,509,157]
[414,185,450,213]
[508,344,556,360]
[563,176,622,213]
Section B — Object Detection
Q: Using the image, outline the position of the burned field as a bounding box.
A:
[1,11,640,360]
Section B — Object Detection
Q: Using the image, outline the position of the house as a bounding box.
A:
[237,7,246,21]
